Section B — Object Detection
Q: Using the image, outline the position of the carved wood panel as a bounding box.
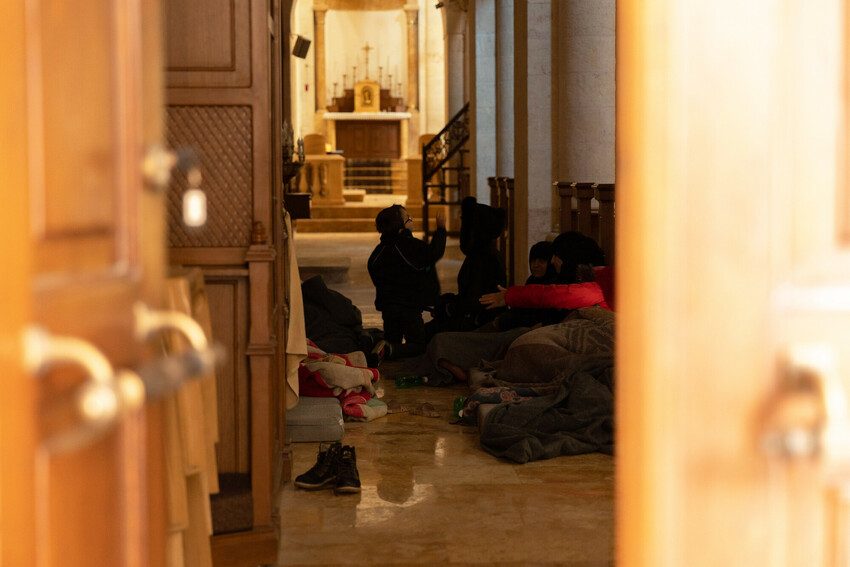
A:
[165,105,254,248]
[335,120,401,159]
[205,276,250,474]
[33,0,124,277]
[163,0,251,88]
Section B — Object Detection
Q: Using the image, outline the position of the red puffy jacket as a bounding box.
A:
[503,266,614,311]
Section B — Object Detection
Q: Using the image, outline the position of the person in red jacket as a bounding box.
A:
[480,232,614,313]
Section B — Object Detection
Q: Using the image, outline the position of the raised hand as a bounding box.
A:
[435,211,446,230]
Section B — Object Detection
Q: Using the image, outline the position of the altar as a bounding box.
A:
[323,111,412,160]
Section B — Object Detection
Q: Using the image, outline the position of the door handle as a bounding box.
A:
[133,302,221,399]
[761,344,850,481]
[134,302,208,349]
[142,145,206,226]
[23,327,145,452]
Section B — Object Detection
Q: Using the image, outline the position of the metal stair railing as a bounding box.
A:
[421,102,470,241]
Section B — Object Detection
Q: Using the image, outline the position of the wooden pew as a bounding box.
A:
[554,181,616,264]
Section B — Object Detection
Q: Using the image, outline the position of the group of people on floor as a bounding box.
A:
[366,197,614,366]
[297,197,616,463]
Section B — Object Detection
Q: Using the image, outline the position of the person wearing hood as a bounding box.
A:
[432,197,507,332]
[367,205,446,358]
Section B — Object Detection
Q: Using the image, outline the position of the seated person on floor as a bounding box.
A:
[482,232,612,331]
[483,240,560,331]
[473,307,615,463]
[367,205,446,359]
[301,274,382,357]
[431,197,507,333]
[525,240,558,284]
[414,241,612,386]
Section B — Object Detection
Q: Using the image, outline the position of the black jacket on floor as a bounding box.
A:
[301,275,377,355]
[367,227,447,312]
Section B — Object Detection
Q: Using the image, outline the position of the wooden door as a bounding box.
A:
[1,0,167,565]
[618,1,850,565]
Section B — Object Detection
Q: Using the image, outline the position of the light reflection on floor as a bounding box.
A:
[278,232,614,565]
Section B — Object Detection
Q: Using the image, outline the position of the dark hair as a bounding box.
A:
[551,231,605,283]
[529,241,553,262]
[459,197,507,255]
[375,205,406,234]
[551,231,605,266]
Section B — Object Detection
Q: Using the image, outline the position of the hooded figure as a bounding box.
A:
[432,197,507,332]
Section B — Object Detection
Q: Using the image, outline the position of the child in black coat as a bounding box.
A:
[431,196,507,332]
[367,205,446,358]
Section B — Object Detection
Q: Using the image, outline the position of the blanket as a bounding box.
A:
[411,326,529,386]
[479,364,614,463]
[297,340,385,420]
[476,307,615,463]
[491,307,614,388]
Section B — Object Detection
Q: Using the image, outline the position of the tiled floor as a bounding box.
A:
[279,231,614,566]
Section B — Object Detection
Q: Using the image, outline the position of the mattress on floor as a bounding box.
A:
[285,397,345,442]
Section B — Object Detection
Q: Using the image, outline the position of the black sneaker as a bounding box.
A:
[367,340,392,367]
[294,442,341,490]
[334,445,361,494]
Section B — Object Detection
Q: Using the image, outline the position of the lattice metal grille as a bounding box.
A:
[166,105,254,248]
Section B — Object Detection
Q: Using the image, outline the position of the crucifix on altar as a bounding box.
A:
[362,42,373,79]
[354,41,379,112]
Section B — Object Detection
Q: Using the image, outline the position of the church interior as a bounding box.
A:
[4,0,850,565]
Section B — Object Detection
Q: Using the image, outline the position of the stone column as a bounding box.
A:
[313,6,327,123]
[495,0,514,178]
[470,0,496,204]
[404,4,419,110]
[444,2,467,117]
[553,1,615,183]
[513,0,552,281]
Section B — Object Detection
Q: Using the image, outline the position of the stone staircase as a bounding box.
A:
[295,195,446,233]
[295,202,390,233]
[344,159,407,195]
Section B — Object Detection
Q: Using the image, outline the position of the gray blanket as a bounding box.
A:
[478,307,615,463]
[411,327,529,386]
[493,307,614,387]
[479,362,614,463]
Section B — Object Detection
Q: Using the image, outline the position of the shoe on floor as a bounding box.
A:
[334,445,362,494]
[366,339,393,367]
[294,442,341,490]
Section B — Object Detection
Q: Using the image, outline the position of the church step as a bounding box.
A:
[309,204,393,219]
[296,218,378,233]
[343,189,366,202]
[296,218,437,233]
[344,174,406,180]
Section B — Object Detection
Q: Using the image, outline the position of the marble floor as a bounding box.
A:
[278,230,614,566]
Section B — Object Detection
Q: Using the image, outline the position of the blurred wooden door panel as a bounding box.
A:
[618,1,850,565]
[4,0,168,565]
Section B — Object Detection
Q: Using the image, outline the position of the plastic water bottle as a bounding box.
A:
[453,396,467,418]
[395,374,423,388]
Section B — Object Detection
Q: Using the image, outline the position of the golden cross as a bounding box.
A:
[362,42,373,79]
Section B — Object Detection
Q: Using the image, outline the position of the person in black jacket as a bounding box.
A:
[432,196,506,332]
[367,204,446,358]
